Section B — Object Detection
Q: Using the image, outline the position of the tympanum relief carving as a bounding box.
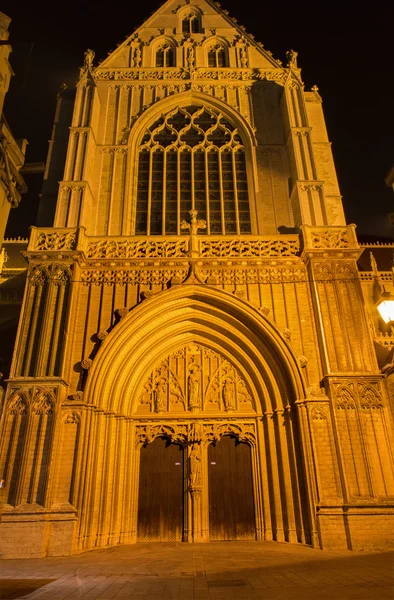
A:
[137,343,254,413]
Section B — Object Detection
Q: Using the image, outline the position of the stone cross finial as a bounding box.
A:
[181,210,206,235]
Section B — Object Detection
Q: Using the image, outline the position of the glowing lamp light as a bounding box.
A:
[376,294,394,324]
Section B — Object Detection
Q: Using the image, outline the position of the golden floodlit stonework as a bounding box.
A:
[0,0,393,558]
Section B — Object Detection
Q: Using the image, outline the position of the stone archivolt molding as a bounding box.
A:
[135,419,256,447]
[137,343,254,414]
[334,381,384,411]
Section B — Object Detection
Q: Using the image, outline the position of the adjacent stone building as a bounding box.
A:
[0,0,393,558]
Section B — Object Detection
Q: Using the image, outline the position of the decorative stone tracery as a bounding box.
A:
[137,343,254,414]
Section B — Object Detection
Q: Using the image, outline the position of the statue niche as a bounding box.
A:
[136,343,254,414]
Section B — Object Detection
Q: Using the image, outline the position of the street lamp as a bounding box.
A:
[376,292,394,324]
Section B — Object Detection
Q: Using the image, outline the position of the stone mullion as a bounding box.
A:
[353,403,375,496]
[284,87,297,128]
[131,85,141,119]
[231,149,240,234]
[64,132,78,182]
[218,151,225,234]
[62,268,80,385]
[46,409,68,506]
[346,277,377,371]
[331,278,353,371]
[24,283,45,376]
[191,149,195,212]
[106,152,116,235]
[14,407,35,506]
[263,411,284,541]
[380,406,394,477]
[35,280,57,376]
[81,85,92,127]
[306,403,326,502]
[274,408,297,543]
[0,411,23,499]
[293,401,319,547]
[238,87,250,123]
[256,418,272,540]
[365,408,388,496]
[72,84,86,128]
[176,149,181,235]
[147,150,153,236]
[290,87,303,128]
[73,131,87,181]
[162,151,167,234]
[329,398,352,503]
[204,151,210,235]
[27,414,45,503]
[47,283,67,376]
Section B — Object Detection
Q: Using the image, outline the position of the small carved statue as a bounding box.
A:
[222,378,235,410]
[189,443,202,487]
[286,49,298,68]
[188,364,201,408]
[84,48,95,70]
[239,46,248,68]
[187,46,195,69]
[154,379,167,412]
[134,47,142,67]
[189,421,203,442]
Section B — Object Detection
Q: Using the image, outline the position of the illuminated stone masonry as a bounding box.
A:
[0,0,393,558]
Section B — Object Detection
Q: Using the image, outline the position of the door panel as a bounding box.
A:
[208,435,256,540]
[137,437,184,542]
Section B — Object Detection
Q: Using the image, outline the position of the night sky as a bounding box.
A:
[2,0,393,240]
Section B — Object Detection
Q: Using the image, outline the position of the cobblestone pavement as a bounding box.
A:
[0,541,393,599]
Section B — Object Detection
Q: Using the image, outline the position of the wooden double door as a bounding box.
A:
[137,435,256,542]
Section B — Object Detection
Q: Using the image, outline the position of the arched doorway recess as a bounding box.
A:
[73,286,314,551]
[208,435,256,541]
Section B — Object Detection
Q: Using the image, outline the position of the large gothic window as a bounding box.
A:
[136,106,251,235]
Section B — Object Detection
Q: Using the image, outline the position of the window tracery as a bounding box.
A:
[182,13,202,34]
[208,44,226,67]
[136,105,251,235]
[156,44,175,67]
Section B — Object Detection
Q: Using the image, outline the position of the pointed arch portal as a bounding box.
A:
[72,285,313,550]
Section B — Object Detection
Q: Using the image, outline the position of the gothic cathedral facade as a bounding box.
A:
[1,0,393,558]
